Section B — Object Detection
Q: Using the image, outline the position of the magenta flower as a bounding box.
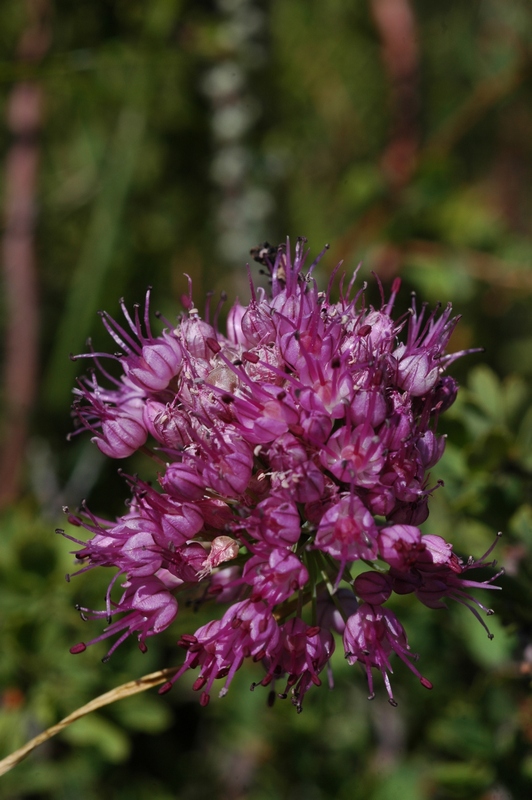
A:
[343,603,433,706]
[64,238,501,710]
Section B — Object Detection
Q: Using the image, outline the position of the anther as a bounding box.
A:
[206,337,221,354]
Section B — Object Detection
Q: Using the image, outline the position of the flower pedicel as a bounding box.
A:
[63,238,502,710]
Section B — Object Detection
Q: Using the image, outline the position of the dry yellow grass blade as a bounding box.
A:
[0,666,179,777]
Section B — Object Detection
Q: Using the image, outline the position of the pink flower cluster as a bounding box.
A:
[64,239,501,709]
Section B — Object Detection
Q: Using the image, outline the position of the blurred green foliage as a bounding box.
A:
[1,0,532,798]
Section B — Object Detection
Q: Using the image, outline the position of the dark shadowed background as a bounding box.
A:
[1,1,532,798]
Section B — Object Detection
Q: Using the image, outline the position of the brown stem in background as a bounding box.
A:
[0,1,51,509]
[331,32,527,276]
[424,53,526,160]
[370,0,420,190]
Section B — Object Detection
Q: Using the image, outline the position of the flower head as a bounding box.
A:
[64,238,500,709]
